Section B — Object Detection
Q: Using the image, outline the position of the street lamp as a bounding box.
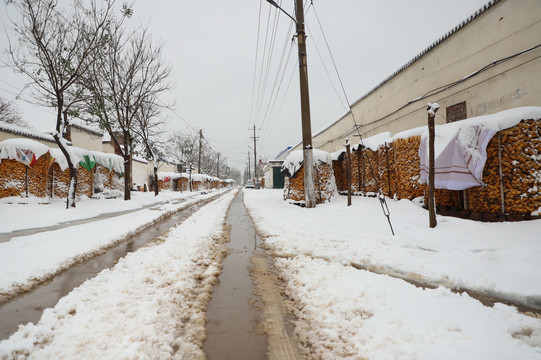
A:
[265,0,316,208]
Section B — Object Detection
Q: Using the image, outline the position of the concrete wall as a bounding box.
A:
[70,126,103,152]
[293,0,541,152]
[132,159,153,190]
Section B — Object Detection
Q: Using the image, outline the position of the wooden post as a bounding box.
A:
[427,103,439,228]
[497,132,506,215]
[345,139,352,206]
[385,142,392,197]
[356,147,361,192]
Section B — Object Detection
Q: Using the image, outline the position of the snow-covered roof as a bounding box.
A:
[271,146,293,162]
[281,149,333,177]
[0,121,56,144]
[132,155,149,164]
[69,121,103,137]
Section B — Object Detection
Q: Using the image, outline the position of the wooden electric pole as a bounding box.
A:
[198,129,203,174]
[295,0,316,208]
[217,153,220,178]
[265,0,316,206]
[427,103,439,228]
[248,151,251,180]
[252,125,259,180]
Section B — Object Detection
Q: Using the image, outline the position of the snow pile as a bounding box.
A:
[277,255,541,359]
[0,190,237,358]
[281,149,333,177]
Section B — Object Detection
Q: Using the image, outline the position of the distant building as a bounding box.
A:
[264,146,291,189]
[291,0,541,152]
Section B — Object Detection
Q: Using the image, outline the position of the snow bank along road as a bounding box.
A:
[244,189,541,359]
[0,189,238,358]
[0,190,228,304]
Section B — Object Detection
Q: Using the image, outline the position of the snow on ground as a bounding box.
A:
[0,190,204,234]
[0,189,237,359]
[277,256,541,359]
[244,189,541,358]
[0,189,227,302]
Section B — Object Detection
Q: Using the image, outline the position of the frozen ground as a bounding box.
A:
[0,189,237,358]
[244,189,541,359]
[0,189,226,302]
[1,188,540,359]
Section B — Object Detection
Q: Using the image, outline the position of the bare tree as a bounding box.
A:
[5,0,117,208]
[133,97,168,196]
[167,129,200,191]
[85,24,172,200]
[0,97,31,128]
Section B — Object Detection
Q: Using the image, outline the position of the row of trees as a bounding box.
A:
[166,129,241,185]
[5,0,171,207]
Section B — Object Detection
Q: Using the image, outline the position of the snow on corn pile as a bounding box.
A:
[0,189,237,359]
[276,255,541,359]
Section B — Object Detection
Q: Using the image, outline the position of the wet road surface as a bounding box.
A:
[0,196,215,340]
[203,191,267,359]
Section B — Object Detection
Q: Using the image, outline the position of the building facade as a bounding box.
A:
[292,0,541,152]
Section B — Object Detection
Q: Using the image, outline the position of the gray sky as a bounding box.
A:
[0,0,489,172]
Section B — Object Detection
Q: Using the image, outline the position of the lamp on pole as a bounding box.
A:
[266,0,316,208]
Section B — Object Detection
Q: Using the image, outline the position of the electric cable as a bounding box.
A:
[311,1,395,235]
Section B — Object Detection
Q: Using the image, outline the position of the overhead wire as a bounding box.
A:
[310,1,395,235]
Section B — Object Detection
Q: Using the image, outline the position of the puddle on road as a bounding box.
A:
[203,191,302,360]
[0,199,209,341]
[203,191,267,359]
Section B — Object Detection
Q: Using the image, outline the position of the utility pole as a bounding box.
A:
[198,129,202,174]
[217,153,220,178]
[295,0,316,208]
[251,125,259,181]
[248,151,251,180]
[265,0,316,207]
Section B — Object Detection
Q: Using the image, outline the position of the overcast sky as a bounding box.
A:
[0,0,490,172]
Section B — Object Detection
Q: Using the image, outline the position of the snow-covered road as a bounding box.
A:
[0,190,227,302]
[0,189,237,358]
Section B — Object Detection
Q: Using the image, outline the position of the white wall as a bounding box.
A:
[293,0,541,152]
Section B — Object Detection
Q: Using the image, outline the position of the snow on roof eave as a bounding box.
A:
[291,0,503,148]
[0,121,57,144]
[69,122,104,137]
